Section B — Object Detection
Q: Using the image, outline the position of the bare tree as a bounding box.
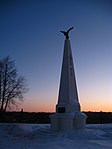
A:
[0,56,28,112]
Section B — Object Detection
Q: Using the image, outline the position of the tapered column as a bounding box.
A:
[56,39,80,113]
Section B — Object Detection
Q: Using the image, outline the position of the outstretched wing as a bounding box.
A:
[60,31,66,34]
[67,27,73,33]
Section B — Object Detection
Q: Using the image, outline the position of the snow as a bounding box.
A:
[0,123,112,149]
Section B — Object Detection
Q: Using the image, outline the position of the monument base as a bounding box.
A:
[50,112,87,131]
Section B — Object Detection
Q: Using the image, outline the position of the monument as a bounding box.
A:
[50,27,87,131]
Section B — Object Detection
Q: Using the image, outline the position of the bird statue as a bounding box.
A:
[60,27,73,39]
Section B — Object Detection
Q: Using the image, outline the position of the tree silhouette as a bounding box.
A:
[0,56,28,113]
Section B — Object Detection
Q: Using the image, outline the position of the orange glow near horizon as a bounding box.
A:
[21,106,112,113]
[20,88,112,113]
[24,106,112,113]
[20,98,112,113]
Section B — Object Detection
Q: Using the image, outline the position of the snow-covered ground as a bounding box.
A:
[0,123,112,149]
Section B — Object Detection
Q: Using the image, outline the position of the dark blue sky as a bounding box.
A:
[0,0,112,112]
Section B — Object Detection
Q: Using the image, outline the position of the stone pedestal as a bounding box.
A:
[50,112,87,131]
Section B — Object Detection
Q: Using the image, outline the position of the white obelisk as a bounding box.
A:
[50,28,87,131]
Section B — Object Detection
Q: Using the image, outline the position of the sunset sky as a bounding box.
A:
[0,0,112,112]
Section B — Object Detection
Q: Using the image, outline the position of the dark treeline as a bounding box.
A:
[0,111,112,124]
